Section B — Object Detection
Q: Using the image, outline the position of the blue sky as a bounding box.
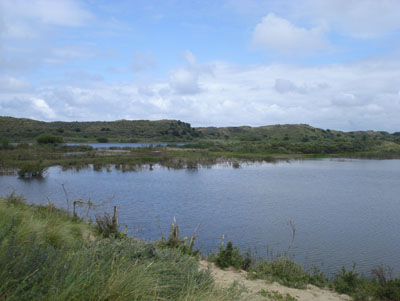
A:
[1,0,400,131]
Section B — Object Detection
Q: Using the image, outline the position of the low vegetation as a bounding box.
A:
[209,239,400,300]
[1,116,399,163]
[0,194,240,300]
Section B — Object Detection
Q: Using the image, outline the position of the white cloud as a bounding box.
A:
[31,97,56,119]
[0,76,32,91]
[169,68,201,95]
[252,13,327,54]
[302,0,400,38]
[1,53,400,132]
[1,0,92,31]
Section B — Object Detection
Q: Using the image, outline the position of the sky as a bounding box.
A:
[0,0,400,131]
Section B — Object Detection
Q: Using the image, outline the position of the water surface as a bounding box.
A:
[1,159,399,277]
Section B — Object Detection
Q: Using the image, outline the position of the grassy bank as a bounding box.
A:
[1,141,400,178]
[0,194,240,300]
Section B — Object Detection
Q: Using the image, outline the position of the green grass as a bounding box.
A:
[0,195,241,300]
[208,239,400,300]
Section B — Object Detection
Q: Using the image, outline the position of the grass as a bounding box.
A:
[209,240,400,300]
[0,194,241,300]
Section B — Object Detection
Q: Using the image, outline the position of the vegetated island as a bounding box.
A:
[1,116,400,176]
[3,193,400,300]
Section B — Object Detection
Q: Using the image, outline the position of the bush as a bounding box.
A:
[17,162,46,178]
[213,241,251,270]
[96,137,109,143]
[95,213,121,238]
[36,134,64,144]
[249,257,327,289]
[376,279,400,300]
[1,138,10,149]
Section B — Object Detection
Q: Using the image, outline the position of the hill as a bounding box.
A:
[0,116,199,141]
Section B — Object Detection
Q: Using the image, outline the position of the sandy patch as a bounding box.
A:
[199,260,352,301]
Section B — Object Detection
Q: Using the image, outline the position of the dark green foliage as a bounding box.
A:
[1,138,10,149]
[376,279,400,300]
[213,242,252,270]
[333,266,360,295]
[0,116,200,141]
[96,137,108,143]
[249,257,328,289]
[17,162,46,178]
[36,133,64,144]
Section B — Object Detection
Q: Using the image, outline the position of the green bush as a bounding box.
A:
[36,133,64,144]
[1,138,10,149]
[249,257,328,289]
[333,266,360,295]
[96,137,109,143]
[213,241,251,270]
[376,279,400,300]
[17,162,46,178]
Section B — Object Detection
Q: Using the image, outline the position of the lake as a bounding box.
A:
[1,158,399,277]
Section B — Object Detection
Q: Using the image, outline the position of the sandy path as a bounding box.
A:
[199,261,352,301]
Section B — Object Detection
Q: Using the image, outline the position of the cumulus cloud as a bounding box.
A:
[168,51,210,95]
[252,13,327,54]
[2,54,399,131]
[169,68,201,95]
[31,97,56,119]
[301,0,400,38]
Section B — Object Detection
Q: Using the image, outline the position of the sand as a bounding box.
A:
[199,260,352,301]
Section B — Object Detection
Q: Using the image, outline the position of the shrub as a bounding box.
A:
[213,241,251,270]
[95,213,121,238]
[96,137,108,143]
[249,257,327,289]
[333,266,360,295]
[36,133,64,144]
[1,138,10,149]
[376,279,400,300]
[17,162,46,178]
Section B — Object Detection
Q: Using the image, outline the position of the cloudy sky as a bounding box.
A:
[1,0,400,131]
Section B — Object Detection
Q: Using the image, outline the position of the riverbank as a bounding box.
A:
[2,142,400,178]
[2,194,400,300]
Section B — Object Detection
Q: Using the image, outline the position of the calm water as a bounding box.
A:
[66,142,184,149]
[1,159,399,277]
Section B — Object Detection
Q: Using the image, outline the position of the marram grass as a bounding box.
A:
[0,195,241,300]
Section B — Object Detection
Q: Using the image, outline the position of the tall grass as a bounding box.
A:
[0,195,240,300]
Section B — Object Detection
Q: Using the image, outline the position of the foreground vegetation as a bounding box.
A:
[210,237,400,300]
[1,194,400,300]
[0,194,240,300]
